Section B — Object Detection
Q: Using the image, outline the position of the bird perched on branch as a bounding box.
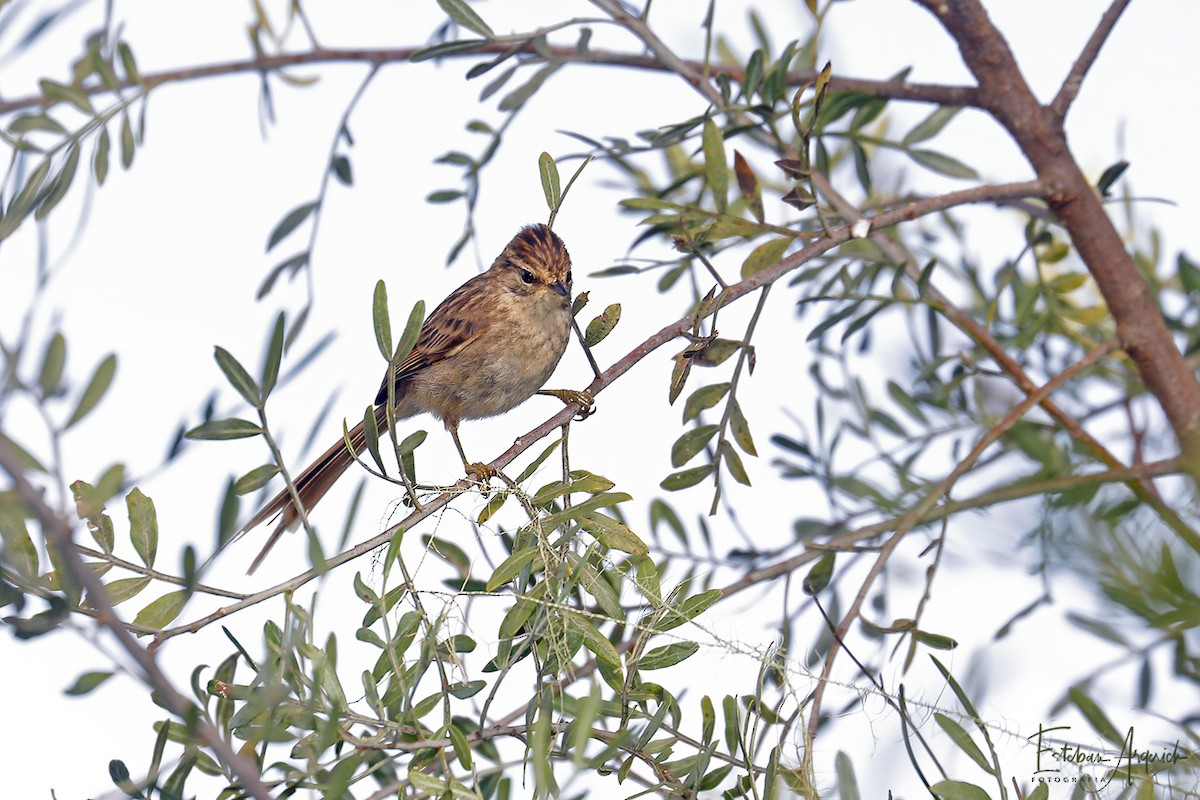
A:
[242,223,587,572]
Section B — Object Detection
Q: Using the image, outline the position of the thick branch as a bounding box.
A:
[913,0,1200,473]
[0,439,271,800]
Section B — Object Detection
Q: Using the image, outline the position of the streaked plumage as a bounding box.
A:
[243,224,574,572]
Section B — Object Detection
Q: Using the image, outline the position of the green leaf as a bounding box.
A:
[659,588,722,632]
[92,126,110,185]
[39,78,94,114]
[803,552,835,595]
[902,106,961,146]
[908,149,978,180]
[64,671,113,696]
[720,441,751,485]
[330,154,353,186]
[538,152,561,212]
[126,488,158,568]
[486,547,541,592]
[260,313,285,399]
[639,641,700,670]
[1096,160,1129,198]
[233,464,280,495]
[65,354,116,429]
[133,590,188,628]
[578,513,649,555]
[914,629,959,650]
[100,576,150,606]
[266,201,318,252]
[213,347,260,407]
[671,425,718,468]
[835,751,860,800]
[37,332,66,397]
[499,63,558,112]
[742,236,790,279]
[410,38,489,63]
[702,118,728,212]
[929,780,992,800]
[185,418,262,440]
[1068,686,1124,747]
[394,300,426,364]
[584,303,621,347]
[730,400,757,456]
[683,382,730,423]
[436,0,495,38]
[661,464,714,491]
[372,280,392,360]
[568,610,621,668]
[119,111,135,169]
[933,714,993,774]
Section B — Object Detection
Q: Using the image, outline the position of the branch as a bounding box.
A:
[0,44,979,119]
[0,439,272,800]
[1050,0,1133,118]
[912,0,1200,479]
[154,178,1046,643]
[812,172,1200,552]
[804,336,1121,745]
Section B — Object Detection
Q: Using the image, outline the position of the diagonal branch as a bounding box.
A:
[912,0,1200,478]
[153,178,1047,643]
[1050,0,1133,118]
[802,336,1121,745]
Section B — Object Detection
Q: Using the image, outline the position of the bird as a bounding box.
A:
[241,223,583,573]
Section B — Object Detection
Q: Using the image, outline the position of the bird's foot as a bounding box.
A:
[465,461,497,484]
[539,388,596,420]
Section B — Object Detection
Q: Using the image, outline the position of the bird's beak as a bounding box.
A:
[550,281,570,298]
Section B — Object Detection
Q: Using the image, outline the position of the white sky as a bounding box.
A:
[1,1,1197,798]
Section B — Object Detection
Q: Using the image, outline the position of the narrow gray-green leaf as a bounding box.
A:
[933,713,993,774]
[436,0,495,38]
[260,313,285,399]
[185,418,262,440]
[538,152,561,212]
[233,464,280,495]
[266,200,318,252]
[38,332,66,398]
[372,280,392,360]
[702,118,728,213]
[908,149,978,180]
[214,347,260,407]
[133,590,188,629]
[64,671,113,696]
[126,488,158,568]
[661,464,714,491]
[683,382,730,423]
[671,425,718,468]
[639,641,700,670]
[902,106,960,146]
[66,354,116,429]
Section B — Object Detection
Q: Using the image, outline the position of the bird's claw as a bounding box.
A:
[540,388,596,420]
[465,462,497,484]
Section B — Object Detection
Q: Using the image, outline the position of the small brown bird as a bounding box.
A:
[242,223,578,572]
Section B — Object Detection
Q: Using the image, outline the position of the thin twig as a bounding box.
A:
[0,438,272,800]
[804,337,1121,745]
[1050,0,1133,118]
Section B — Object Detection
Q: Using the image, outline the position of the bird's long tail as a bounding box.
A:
[244,403,388,573]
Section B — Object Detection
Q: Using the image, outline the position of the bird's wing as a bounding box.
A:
[375,273,493,403]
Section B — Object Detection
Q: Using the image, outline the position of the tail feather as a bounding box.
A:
[245,404,388,573]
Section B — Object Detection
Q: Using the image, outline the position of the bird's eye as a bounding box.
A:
[521,270,536,284]
[566,270,573,284]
